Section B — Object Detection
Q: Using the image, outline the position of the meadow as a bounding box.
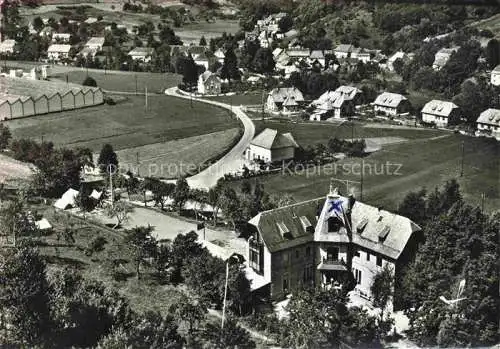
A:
[235,121,499,213]
[7,95,241,178]
[51,70,182,94]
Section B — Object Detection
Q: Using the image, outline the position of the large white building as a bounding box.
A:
[373,92,411,116]
[476,108,500,141]
[246,187,422,309]
[245,128,298,163]
[421,100,460,127]
[310,86,363,120]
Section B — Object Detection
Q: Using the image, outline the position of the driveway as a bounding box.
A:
[165,87,255,189]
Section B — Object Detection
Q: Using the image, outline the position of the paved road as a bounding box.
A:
[165,87,255,189]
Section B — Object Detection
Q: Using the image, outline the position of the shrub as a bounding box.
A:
[104,97,116,105]
[82,76,97,87]
[85,236,107,256]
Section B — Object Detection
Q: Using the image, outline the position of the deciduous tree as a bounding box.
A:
[123,225,157,279]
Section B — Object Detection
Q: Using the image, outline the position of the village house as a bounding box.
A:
[245,187,422,309]
[334,44,354,59]
[310,86,363,121]
[490,65,500,86]
[84,37,105,53]
[47,44,72,62]
[128,47,154,62]
[266,87,305,113]
[373,92,411,116]
[52,33,71,43]
[193,52,210,70]
[383,51,409,72]
[421,100,460,127]
[432,47,459,71]
[351,48,372,63]
[39,26,54,38]
[197,71,221,95]
[309,50,325,67]
[0,39,16,54]
[214,49,225,64]
[245,128,299,163]
[476,108,500,141]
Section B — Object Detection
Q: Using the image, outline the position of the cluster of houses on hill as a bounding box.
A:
[260,85,500,141]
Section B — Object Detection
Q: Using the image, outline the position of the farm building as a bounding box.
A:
[246,128,299,163]
[421,100,460,127]
[476,108,500,141]
[266,87,304,113]
[373,92,411,116]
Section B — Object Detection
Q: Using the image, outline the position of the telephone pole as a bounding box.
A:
[145,85,148,110]
[460,141,465,177]
[108,165,114,208]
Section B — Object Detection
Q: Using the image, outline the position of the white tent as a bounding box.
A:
[35,218,52,231]
[54,188,79,210]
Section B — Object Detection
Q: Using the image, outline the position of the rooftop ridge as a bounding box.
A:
[260,197,324,216]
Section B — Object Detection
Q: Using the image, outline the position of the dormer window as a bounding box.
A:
[277,222,292,239]
[327,216,343,232]
[357,218,368,233]
[378,225,390,242]
[300,216,314,233]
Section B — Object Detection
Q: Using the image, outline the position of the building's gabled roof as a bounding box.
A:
[374,92,408,108]
[477,108,500,126]
[249,198,324,253]
[86,37,105,47]
[314,189,421,260]
[421,100,459,117]
[214,48,225,59]
[268,87,304,103]
[286,48,310,57]
[387,51,407,64]
[310,50,324,59]
[128,47,154,56]
[199,71,221,83]
[335,85,362,99]
[48,44,72,53]
[250,128,299,149]
[334,44,354,53]
[492,65,500,74]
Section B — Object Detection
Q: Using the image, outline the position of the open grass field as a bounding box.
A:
[0,75,86,99]
[253,120,444,147]
[7,95,241,178]
[234,121,499,213]
[205,92,264,106]
[51,70,182,94]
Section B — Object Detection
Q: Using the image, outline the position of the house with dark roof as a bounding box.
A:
[476,108,500,141]
[266,87,304,113]
[245,128,299,163]
[246,187,422,308]
[373,92,411,116]
[421,100,460,127]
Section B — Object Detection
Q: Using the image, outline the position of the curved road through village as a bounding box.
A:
[164,87,255,189]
